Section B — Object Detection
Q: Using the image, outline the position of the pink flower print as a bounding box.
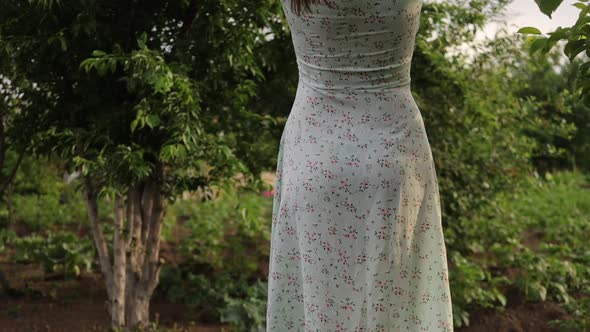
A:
[346,22,359,33]
[343,198,357,213]
[279,205,289,218]
[303,180,315,192]
[318,312,329,323]
[341,272,355,285]
[358,178,370,192]
[399,268,408,280]
[401,197,409,207]
[338,249,351,264]
[411,267,422,280]
[320,240,333,252]
[411,150,419,163]
[339,178,350,191]
[375,227,388,240]
[359,72,371,81]
[376,90,395,101]
[382,137,395,149]
[328,225,337,236]
[412,196,422,209]
[306,160,320,172]
[345,155,360,167]
[354,211,367,221]
[398,144,408,153]
[375,279,390,290]
[345,91,359,102]
[382,113,392,122]
[288,252,300,262]
[306,135,318,144]
[378,207,392,220]
[340,298,355,312]
[343,226,358,240]
[340,111,353,125]
[288,273,297,286]
[420,222,432,233]
[365,15,386,24]
[320,17,331,30]
[392,286,404,296]
[360,112,372,124]
[438,268,450,282]
[321,169,335,180]
[356,253,368,264]
[373,40,385,49]
[304,230,320,243]
[377,158,394,168]
[305,115,320,127]
[421,292,434,304]
[439,320,453,332]
[340,72,352,81]
[343,130,359,143]
[329,154,339,164]
[270,271,282,281]
[306,96,320,107]
[372,302,385,312]
[379,179,392,189]
[285,226,296,236]
[323,104,336,115]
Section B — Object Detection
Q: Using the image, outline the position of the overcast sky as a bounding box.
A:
[480,0,580,38]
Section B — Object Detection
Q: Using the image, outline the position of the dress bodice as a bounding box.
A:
[282,0,423,94]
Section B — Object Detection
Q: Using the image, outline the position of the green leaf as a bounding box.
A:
[92,50,107,57]
[517,27,543,35]
[534,0,564,18]
[530,37,549,55]
[145,114,160,128]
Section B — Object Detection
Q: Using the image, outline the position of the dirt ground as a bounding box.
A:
[0,263,569,332]
[0,218,572,332]
[0,263,232,332]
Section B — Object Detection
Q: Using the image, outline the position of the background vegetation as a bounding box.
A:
[0,0,589,330]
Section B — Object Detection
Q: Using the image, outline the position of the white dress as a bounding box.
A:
[266,0,454,330]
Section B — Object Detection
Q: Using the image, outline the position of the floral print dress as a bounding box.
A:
[266,0,454,331]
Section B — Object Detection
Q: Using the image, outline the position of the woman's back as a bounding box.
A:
[266,0,454,330]
[284,0,423,94]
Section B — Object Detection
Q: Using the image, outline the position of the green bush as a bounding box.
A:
[166,186,272,278]
[12,231,95,279]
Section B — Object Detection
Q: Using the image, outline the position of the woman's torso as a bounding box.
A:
[281,0,424,96]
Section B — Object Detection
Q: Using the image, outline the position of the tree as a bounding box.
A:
[518,0,590,105]
[0,0,285,330]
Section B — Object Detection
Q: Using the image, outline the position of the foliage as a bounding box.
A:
[450,170,590,327]
[0,228,17,253]
[518,0,590,106]
[0,1,287,327]
[219,279,267,332]
[11,231,95,278]
[166,186,273,278]
[157,267,268,331]
[413,31,543,239]
[448,251,510,327]
[6,157,89,230]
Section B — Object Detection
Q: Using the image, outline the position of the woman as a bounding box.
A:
[266,0,454,330]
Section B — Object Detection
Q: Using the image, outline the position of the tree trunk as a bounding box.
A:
[83,177,167,332]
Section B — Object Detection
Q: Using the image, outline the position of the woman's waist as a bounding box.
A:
[297,58,412,92]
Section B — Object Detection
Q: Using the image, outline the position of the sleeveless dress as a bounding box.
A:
[266,0,454,331]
